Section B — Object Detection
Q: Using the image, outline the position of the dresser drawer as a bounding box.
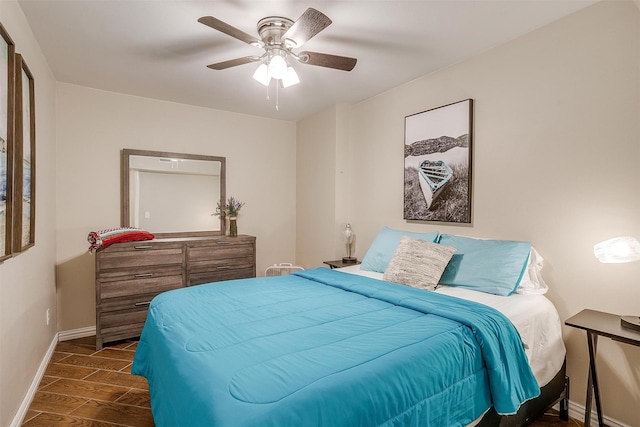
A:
[98,305,150,344]
[187,241,254,262]
[97,266,184,301]
[99,290,164,311]
[188,253,255,272]
[188,267,255,286]
[97,290,171,347]
[96,242,184,270]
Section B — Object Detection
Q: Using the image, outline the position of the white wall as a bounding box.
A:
[298,1,640,425]
[55,84,297,331]
[0,1,57,426]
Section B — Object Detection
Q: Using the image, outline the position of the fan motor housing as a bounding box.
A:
[257,16,293,47]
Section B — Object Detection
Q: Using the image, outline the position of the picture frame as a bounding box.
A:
[403,99,473,224]
[0,22,15,261]
[12,53,35,252]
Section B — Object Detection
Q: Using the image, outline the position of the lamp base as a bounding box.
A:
[620,315,640,332]
[342,257,358,264]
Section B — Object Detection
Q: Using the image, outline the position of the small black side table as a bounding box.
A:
[565,309,640,427]
[323,259,360,269]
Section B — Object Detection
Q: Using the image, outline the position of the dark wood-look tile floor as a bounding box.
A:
[22,336,583,427]
[22,336,154,427]
[533,411,584,427]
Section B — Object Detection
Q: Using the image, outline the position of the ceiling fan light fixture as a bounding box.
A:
[268,53,288,80]
[281,66,300,88]
[199,8,357,109]
[252,63,271,86]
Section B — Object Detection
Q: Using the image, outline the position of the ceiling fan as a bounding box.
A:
[198,8,357,88]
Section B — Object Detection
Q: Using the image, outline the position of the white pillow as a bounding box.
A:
[515,247,549,295]
[383,236,457,291]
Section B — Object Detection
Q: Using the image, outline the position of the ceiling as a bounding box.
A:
[17,0,598,122]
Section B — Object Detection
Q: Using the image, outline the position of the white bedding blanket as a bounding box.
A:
[338,264,566,388]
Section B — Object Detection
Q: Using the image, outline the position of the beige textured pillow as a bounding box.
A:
[383,236,457,291]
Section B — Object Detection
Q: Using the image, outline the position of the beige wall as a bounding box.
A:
[296,104,355,268]
[0,1,57,426]
[296,106,336,267]
[3,0,639,425]
[298,1,640,425]
[55,84,297,331]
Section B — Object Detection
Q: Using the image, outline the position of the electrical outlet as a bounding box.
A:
[46,308,50,326]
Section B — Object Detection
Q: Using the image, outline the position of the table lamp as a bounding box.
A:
[594,236,640,331]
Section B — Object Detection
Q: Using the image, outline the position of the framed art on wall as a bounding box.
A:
[13,53,35,252]
[0,23,15,261]
[403,99,473,224]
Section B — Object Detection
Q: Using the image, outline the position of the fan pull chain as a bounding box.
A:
[275,82,279,111]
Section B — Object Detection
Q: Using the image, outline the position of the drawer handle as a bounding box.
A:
[134,273,154,278]
[135,301,152,307]
[215,241,231,245]
[134,245,154,250]
[216,266,232,270]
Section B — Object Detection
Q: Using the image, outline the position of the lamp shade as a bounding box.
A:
[281,67,300,88]
[594,236,640,263]
[252,63,271,86]
[268,54,287,80]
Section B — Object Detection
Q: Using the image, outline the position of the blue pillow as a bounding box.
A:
[438,234,531,296]
[360,227,439,273]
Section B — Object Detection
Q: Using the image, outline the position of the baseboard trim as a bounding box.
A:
[11,326,97,427]
[10,333,58,427]
[58,325,96,341]
[567,400,629,427]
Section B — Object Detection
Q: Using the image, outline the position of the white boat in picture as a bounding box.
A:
[418,159,453,209]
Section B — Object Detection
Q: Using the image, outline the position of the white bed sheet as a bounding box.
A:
[337,264,566,388]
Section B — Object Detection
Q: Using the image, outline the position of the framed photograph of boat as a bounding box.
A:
[0,22,15,262]
[404,99,473,224]
[12,53,35,252]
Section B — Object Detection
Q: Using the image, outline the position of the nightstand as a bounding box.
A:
[565,309,640,427]
[323,259,360,269]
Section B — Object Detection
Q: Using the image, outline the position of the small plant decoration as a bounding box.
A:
[215,196,245,218]
[215,197,245,237]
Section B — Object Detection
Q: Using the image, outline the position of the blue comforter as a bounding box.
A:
[132,268,539,427]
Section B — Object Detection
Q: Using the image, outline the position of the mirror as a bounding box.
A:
[121,149,226,237]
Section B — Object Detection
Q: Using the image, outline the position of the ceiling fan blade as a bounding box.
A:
[282,8,332,48]
[298,51,357,71]
[198,16,263,47]
[207,56,260,70]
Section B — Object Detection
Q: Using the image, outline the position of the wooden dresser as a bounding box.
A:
[95,235,256,349]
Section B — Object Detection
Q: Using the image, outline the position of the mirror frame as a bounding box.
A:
[121,149,226,238]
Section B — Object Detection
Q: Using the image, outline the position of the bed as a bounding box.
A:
[132,230,568,426]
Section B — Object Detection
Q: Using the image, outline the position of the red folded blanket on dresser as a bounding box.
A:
[88,227,154,253]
